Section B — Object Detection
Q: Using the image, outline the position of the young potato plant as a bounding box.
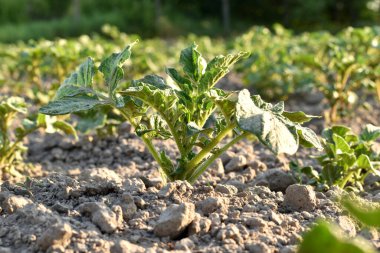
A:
[0,96,77,175]
[40,42,322,183]
[292,125,380,191]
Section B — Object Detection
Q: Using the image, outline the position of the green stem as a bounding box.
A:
[339,170,355,189]
[185,122,237,173]
[118,108,171,180]
[188,132,248,183]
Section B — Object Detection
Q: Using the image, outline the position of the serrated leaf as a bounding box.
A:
[55,85,95,100]
[40,96,108,115]
[63,57,95,88]
[236,89,298,155]
[199,51,249,90]
[99,41,137,95]
[179,43,207,81]
[166,67,191,91]
[282,111,320,123]
[134,74,168,89]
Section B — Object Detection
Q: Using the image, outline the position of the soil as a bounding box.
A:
[1,85,380,253]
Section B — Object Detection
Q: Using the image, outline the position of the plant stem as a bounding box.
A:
[188,132,248,183]
[118,108,171,180]
[339,170,355,189]
[185,122,236,174]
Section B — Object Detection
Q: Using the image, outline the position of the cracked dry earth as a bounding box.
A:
[1,129,380,253]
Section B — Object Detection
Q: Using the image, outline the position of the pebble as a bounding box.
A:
[111,240,145,253]
[215,184,238,195]
[77,202,120,233]
[225,155,247,172]
[196,197,226,215]
[37,223,72,251]
[284,184,316,212]
[154,202,195,238]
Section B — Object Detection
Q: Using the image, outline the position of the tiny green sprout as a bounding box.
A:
[40,42,322,183]
[0,96,77,175]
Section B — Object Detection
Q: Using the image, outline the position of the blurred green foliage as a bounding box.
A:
[0,0,378,42]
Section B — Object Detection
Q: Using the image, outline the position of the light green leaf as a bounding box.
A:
[360,124,380,142]
[52,121,78,140]
[63,57,95,88]
[99,41,137,95]
[40,96,108,115]
[236,89,298,155]
[283,111,320,123]
[179,43,207,81]
[298,221,376,253]
[199,51,249,90]
[342,198,380,228]
[297,126,323,150]
[55,85,95,100]
[332,134,351,154]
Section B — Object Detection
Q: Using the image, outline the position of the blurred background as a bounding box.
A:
[0,0,379,42]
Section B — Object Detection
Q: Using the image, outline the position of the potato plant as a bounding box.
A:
[292,125,380,191]
[40,42,322,183]
[0,96,76,175]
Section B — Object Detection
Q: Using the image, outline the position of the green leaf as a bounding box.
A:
[360,124,380,142]
[166,67,191,91]
[236,89,298,155]
[342,198,380,228]
[297,126,323,150]
[298,221,376,253]
[1,96,27,114]
[99,41,137,96]
[282,111,320,123]
[356,154,372,169]
[54,85,95,100]
[179,43,207,81]
[63,57,95,88]
[40,96,108,115]
[52,121,78,140]
[134,74,168,89]
[199,51,249,90]
[75,110,107,133]
[333,134,351,154]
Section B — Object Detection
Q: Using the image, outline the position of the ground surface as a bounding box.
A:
[1,89,380,253]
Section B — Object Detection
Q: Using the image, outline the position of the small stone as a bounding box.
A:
[256,168,296,192]
[124,178,146,193]
[52,202,70,214]
[225,155,247,172]
[175,238,195,250]
[37,223,72,251]
[279,245,297,253]
[1,194,32,213]
[78,202,120,233]
[269,211,282,225]
[0,247,12,253]
[336,216,356,237]
[188,214,211,235]
[154,203,195,238]
[246,242,271,253]
[244,217,267,231]
[111,240,145,253]
[284,184,316,212]
[196,197,225,215]
[120,193,137,221]
[140,177,163,189]
[215,184,238,195]
[217,224,242,243]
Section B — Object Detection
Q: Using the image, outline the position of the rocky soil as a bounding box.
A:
[1,88,380,253]
[0,128,380,253]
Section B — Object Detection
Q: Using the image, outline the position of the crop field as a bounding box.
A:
[0,24,380,253]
